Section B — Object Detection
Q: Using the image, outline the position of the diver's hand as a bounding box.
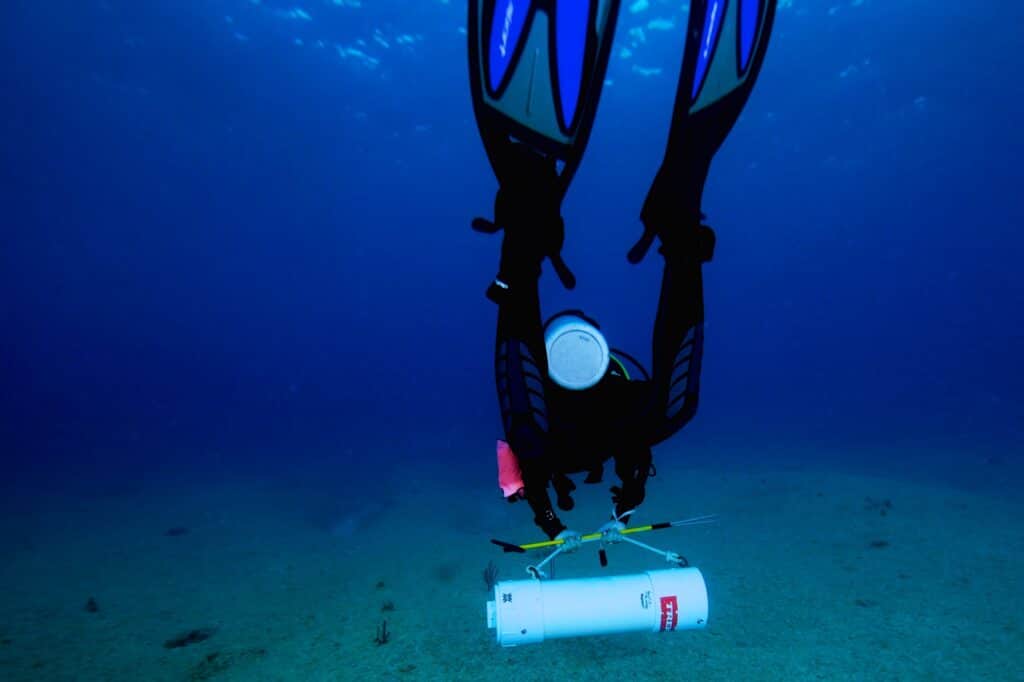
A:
[555,529,582,553]
[611,485,645,521]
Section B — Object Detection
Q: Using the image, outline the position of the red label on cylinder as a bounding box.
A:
[660,596,678,631]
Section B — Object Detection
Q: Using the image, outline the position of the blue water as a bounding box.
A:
[3,2,1024,678]
[4,0,1022,527]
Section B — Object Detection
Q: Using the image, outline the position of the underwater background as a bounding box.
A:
[2,1,1022,680]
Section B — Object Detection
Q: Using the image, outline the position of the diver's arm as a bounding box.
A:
[523,481,566,540]
[611,445,653,520]
[646,223,715,445]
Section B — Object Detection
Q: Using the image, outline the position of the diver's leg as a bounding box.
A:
[476,146,573,539]
[633,0,778,447]
[647,225,715,445]
[494,278,566,538]
[494,275,547,461]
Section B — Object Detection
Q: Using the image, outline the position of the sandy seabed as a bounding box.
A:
[1,443,1021,682]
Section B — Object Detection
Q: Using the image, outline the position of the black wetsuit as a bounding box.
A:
[488,147,713,539]
[469,0,777,541]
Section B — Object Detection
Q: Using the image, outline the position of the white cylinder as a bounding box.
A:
[544,314,610,390]
[485,568,708,647]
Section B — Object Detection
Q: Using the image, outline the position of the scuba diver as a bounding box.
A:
[468,0,777,544]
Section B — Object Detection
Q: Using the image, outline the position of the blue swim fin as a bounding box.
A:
[468,0,622,197]
[631,0,778,263]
